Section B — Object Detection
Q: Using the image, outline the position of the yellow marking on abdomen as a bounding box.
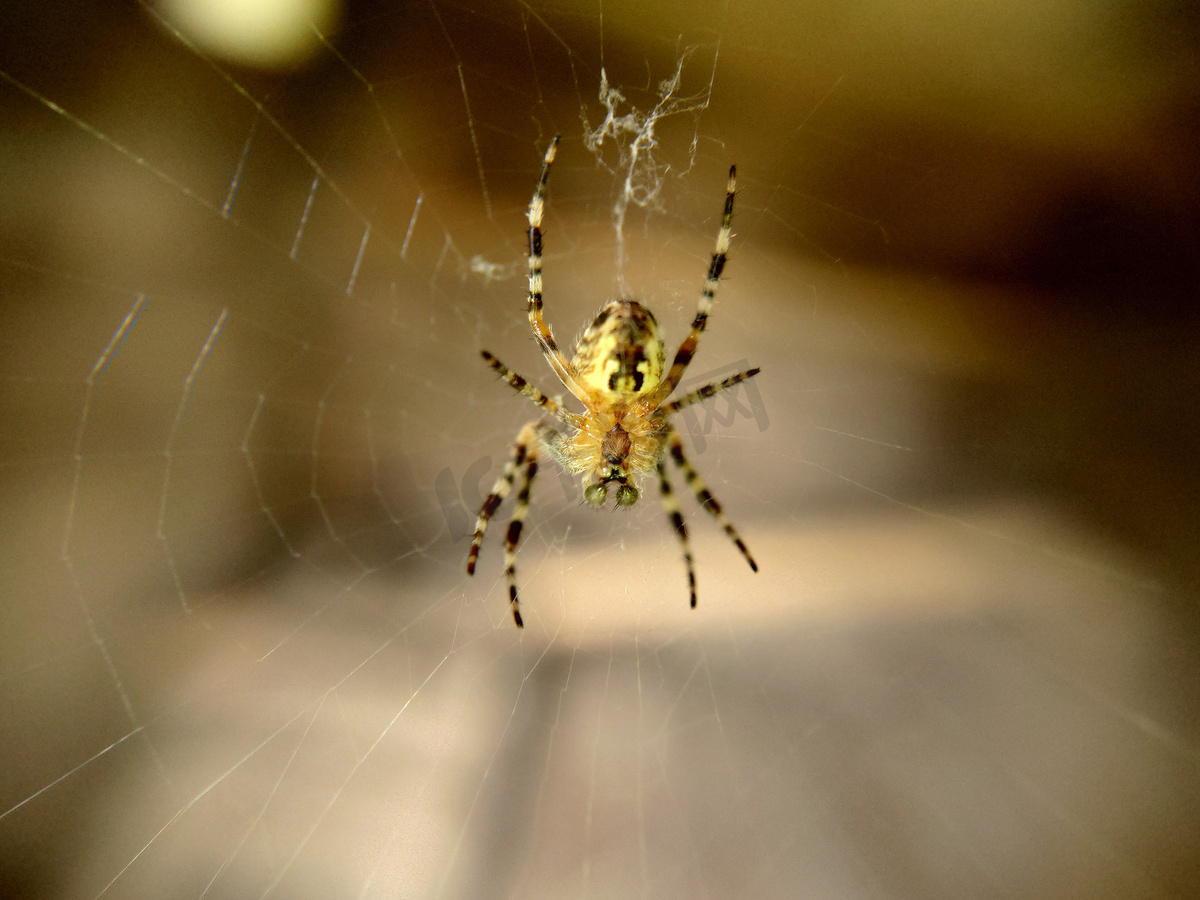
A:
[571,299,666,401]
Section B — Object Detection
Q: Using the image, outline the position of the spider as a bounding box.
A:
[467,136,759,627]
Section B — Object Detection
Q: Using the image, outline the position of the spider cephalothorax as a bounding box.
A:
[467,136,759,627]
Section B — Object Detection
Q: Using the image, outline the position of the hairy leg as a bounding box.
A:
[657,459,697,608]
[667,430,757,572]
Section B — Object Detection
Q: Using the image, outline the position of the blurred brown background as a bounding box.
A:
[1,0,1198,897]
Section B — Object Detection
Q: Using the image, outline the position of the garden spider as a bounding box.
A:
[467,136,759,627]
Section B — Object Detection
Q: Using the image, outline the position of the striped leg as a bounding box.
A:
[662,367,761,414]
[502,452,540,628]
[526,136,587,401]
[657,459,697,608]
[667,430,757,572]
[654,166,737,401]
[466,421,537,578]
[481,350,581,428]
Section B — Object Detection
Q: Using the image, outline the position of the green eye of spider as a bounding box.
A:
[584,482,608,507]
[615,484,639,508]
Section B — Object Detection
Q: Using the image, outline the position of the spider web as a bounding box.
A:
[2,1,1199,898]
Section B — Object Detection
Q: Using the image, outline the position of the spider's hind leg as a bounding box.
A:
[525,136,586,400]
[654,166,737,401]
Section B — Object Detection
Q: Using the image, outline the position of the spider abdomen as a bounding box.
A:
[571,299,666,401]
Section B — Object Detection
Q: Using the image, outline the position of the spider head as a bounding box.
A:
[582,424,640,508]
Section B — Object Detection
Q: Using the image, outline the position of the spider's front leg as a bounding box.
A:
[657,458,697,608]
[466,421,544,628]
[666,428,757,574]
